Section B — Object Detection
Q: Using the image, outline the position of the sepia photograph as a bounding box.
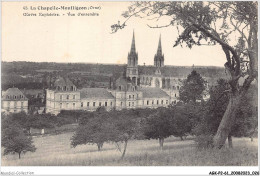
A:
[1,1,259,175]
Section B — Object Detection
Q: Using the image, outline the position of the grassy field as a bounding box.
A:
[1,132,258,166]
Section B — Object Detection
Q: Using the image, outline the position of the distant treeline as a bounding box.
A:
[1,61,227,90]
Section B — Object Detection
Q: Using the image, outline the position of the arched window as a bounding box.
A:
[71,86,74,91]
[64,86,67,91]
[119,86,121,91]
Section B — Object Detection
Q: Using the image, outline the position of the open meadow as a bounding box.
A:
[1,132,258,166]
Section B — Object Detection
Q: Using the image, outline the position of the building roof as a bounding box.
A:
[138,65,227,79]
[116,77,129,86]
[80,88,114,99]
[2,87,28,101]
[22,89,44,96]
[54,77,75,88]
[140,87,169,98]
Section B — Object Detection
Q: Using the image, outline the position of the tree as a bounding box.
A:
[112,1,258,148]
[179,70,206,103]
[194,79,258,148]
[109,110,137,159]
[143,107,173,150]
[71,113,112,151]
[170,106,192,140]
[2,123,36,159]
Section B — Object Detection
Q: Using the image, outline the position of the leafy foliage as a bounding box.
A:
[170,106,192,140]
[2,120,36,159]
[193,79,258,139]
[142,107,173,149]
[179,70,206,103]
[113,1,258,147]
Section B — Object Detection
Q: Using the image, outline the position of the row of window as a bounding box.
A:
[80,101,113,108]
[4,101,25,107]
[118,85,137,91]
[59,94,76,100]
[6,106,25,110]
[56,86,76,91]
[5,95,24,99]
[6,109,26,113]
[145,99,168,105]
[129,94,137,99]
[59,103,76,109]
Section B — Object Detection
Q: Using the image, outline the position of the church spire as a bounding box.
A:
[154,34,164,67]
[127,30,138,84]
[130,30,136,53]
[157,34,162,55]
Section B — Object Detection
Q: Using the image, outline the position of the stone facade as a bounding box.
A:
[1,87,28,114]
[45,32,210,115]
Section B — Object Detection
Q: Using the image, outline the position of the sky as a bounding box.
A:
[2,1,226,67]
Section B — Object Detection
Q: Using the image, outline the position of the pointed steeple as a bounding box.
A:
[157,34,162,55]
[154,34,164,67]
[130,30,136,53]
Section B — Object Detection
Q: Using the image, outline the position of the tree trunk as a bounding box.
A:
[18,152,21,159]
[213,95,242,148]
[251,136,254,142]
[121,140,128,160]
[180,136,184,141]
[228,134,233,148]
[159,138,164,150]
[97,143,103,151]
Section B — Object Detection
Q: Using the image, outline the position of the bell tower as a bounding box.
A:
[126,31,138,84]
[154,34,164,67]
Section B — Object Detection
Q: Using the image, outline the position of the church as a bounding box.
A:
[45,32,190,115]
